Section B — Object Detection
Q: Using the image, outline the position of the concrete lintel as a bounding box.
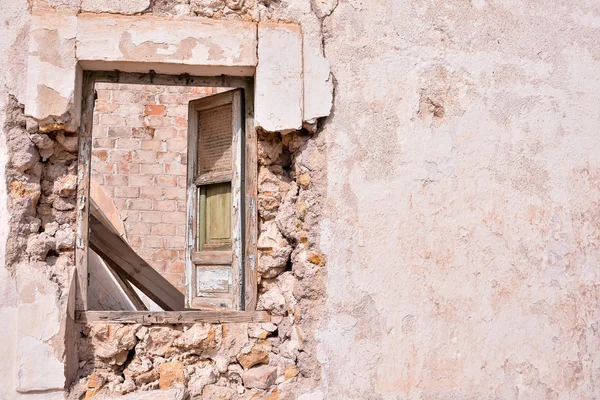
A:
[255,22,304,133]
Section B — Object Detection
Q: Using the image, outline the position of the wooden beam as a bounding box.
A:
[75,71,95,310]
[244,78,258,311]
[76,310,270,324]
[87,71,248,89]
[88,210,185,311]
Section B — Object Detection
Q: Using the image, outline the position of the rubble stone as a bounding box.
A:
[201,385,236,400]
[242,365,277,390]
[187,365,217,397]
[257,221,292,278]
[159,362,186,389]
[237,345,270,369]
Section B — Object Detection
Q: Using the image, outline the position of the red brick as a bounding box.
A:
[155,200,176,211]
[140,186,163,199]
[145,115,172,127]
[129,174,154,187]
[141,139,162,151]
[128,235,143,247]
[174,116,187,128]
[114,186,139,198]
[156,175,177,187]
[164,236,185,249]
[163,187,186,200]
[167,139,187,153]
[95,89,110,100]
[143,85,165,93]
[92,162,114,174]
[152,223,176,236]
[143,237,164,248]
[127,198,153,211]
[105,175,129,186]
[165,162,186,176]
[112,150,133,162]
[140,211,163,223]
[144,104,166,116]
[132,126,156,139]
[167,212,186,223]
[128,223,151,235]
[117,162,138,174]
[169,261,185,274]
[95,101,119,113]
[154,249,178,261]
[120,210,139,222]
[136,150,157,164]
[93,138,116,149]
[157,152,181,163]
[108,127,131,138]
[176,200,186,212]
[100,114,125,125]
[92,150,108,162]
[116,138,140,149]
[158,94,182,104]
[141,163,164,175]
[154,128,177,140]
[177,176,187,188]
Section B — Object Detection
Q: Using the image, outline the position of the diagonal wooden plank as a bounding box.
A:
[89,203,185,311]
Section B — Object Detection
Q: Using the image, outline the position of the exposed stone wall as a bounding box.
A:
[92,83,216,292]
[75,128,327,398]
[4,96,78,394]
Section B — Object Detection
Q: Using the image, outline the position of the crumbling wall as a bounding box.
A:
[74,127,326,398]
[3,0,332,398]
[92,83,217,292]
[4,95,78,396]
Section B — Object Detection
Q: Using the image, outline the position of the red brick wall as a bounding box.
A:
[91,83,216,292]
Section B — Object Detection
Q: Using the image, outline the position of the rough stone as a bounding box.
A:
[237,345,270,369]
[201,385,236,400]
[26,232,55,261]
[257,221,292,278]
[55,174,77,197]
[242,365,277,390]
[173,324,216,352]
[159,362,186,389]
[85,372,105,399]
[187,365,217,397]
[257,285,286,315]
[54,226,75,250]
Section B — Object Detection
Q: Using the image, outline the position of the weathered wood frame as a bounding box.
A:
[186,89,244,310]
[75,71,262,323]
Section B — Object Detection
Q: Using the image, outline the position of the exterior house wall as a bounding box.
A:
[1,0,600,399]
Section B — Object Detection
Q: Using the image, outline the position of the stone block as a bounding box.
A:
[76,14,257,76]
[81,0,151,14]
[237,345,270,369]
[303,48,333,125]
[255,23,303,133]
[242,365,277,390]
[24,12,80,130]
[159,362,186,389]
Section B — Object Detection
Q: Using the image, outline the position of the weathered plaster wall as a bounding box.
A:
[319,1,600,399]
[4,0,600,399]
[0,0,32,399]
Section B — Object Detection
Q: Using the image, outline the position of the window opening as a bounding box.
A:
[80,73,256,318]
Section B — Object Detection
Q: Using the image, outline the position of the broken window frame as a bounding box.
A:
[75,71,264,323]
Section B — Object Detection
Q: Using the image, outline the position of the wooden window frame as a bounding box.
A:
[186,89,243,310]
[75,71,265,323]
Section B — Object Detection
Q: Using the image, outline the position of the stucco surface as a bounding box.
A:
[319,0,600,399]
